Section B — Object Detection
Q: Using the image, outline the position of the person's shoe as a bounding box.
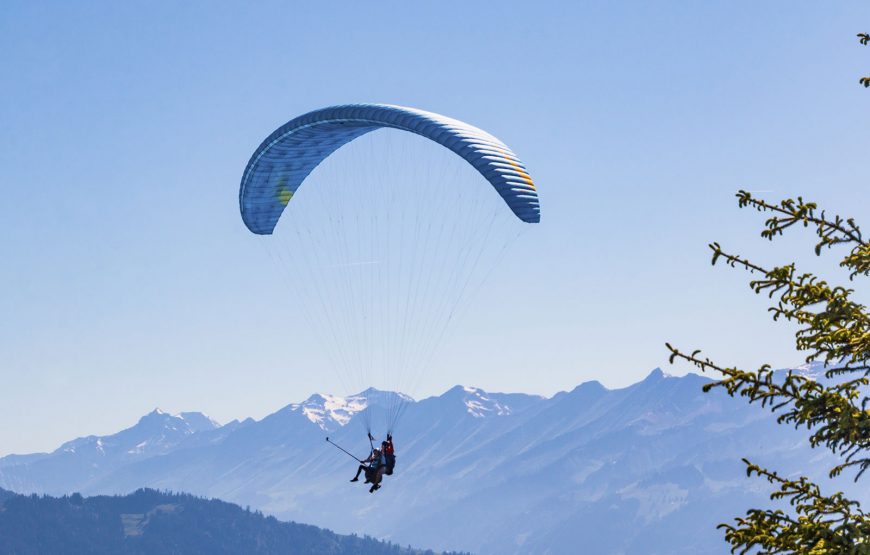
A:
[350,477,359,482]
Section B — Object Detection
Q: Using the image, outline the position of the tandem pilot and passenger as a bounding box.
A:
[350,434,395,493]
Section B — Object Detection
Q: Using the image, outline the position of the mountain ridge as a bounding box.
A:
[1,364,863,554]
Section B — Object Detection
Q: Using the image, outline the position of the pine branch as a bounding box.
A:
[708,241,870,366]
[736,191,870,279]
[666,346,870,481]
[719,460,870,554]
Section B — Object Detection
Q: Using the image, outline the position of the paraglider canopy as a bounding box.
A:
[239,104,540,235]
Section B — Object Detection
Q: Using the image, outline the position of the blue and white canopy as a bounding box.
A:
[239,104,540,234]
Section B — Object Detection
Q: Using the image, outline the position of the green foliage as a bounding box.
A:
[860,34,870,87]
[666,189,870,554]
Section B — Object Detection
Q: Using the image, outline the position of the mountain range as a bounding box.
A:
[1,364,865,554]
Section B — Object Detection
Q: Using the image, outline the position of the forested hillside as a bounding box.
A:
[0,488,460,555]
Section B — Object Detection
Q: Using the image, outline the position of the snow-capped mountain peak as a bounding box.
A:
[446,386,513,417]
[52,409,220,461]
[288,389,417,430]
[136,409,218,433]
[175,412,221,432]
[290,393,368,430]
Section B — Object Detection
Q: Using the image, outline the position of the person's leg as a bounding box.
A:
[369,467,385,492]
[350,465,365,482]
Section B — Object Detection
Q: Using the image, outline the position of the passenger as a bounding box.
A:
[350,447,385,493]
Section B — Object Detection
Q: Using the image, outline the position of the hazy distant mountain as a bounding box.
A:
[0,409,225,493]
[1,365,864,554]
[0,487,457,555]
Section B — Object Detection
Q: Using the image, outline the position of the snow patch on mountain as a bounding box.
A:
[127,441,149,455]
[48,409,221,463]
[175,412,221,432]
[462,387,512,417]
[291,393,368,430]
[287,389,416,430]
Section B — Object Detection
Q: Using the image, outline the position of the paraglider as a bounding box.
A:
[239,103,540,235]
[240,104,540,490]
[325,435,393,493]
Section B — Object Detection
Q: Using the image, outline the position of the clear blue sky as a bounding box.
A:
[2,1,869,455]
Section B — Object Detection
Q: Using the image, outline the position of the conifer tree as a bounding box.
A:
[665,35,870,554]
